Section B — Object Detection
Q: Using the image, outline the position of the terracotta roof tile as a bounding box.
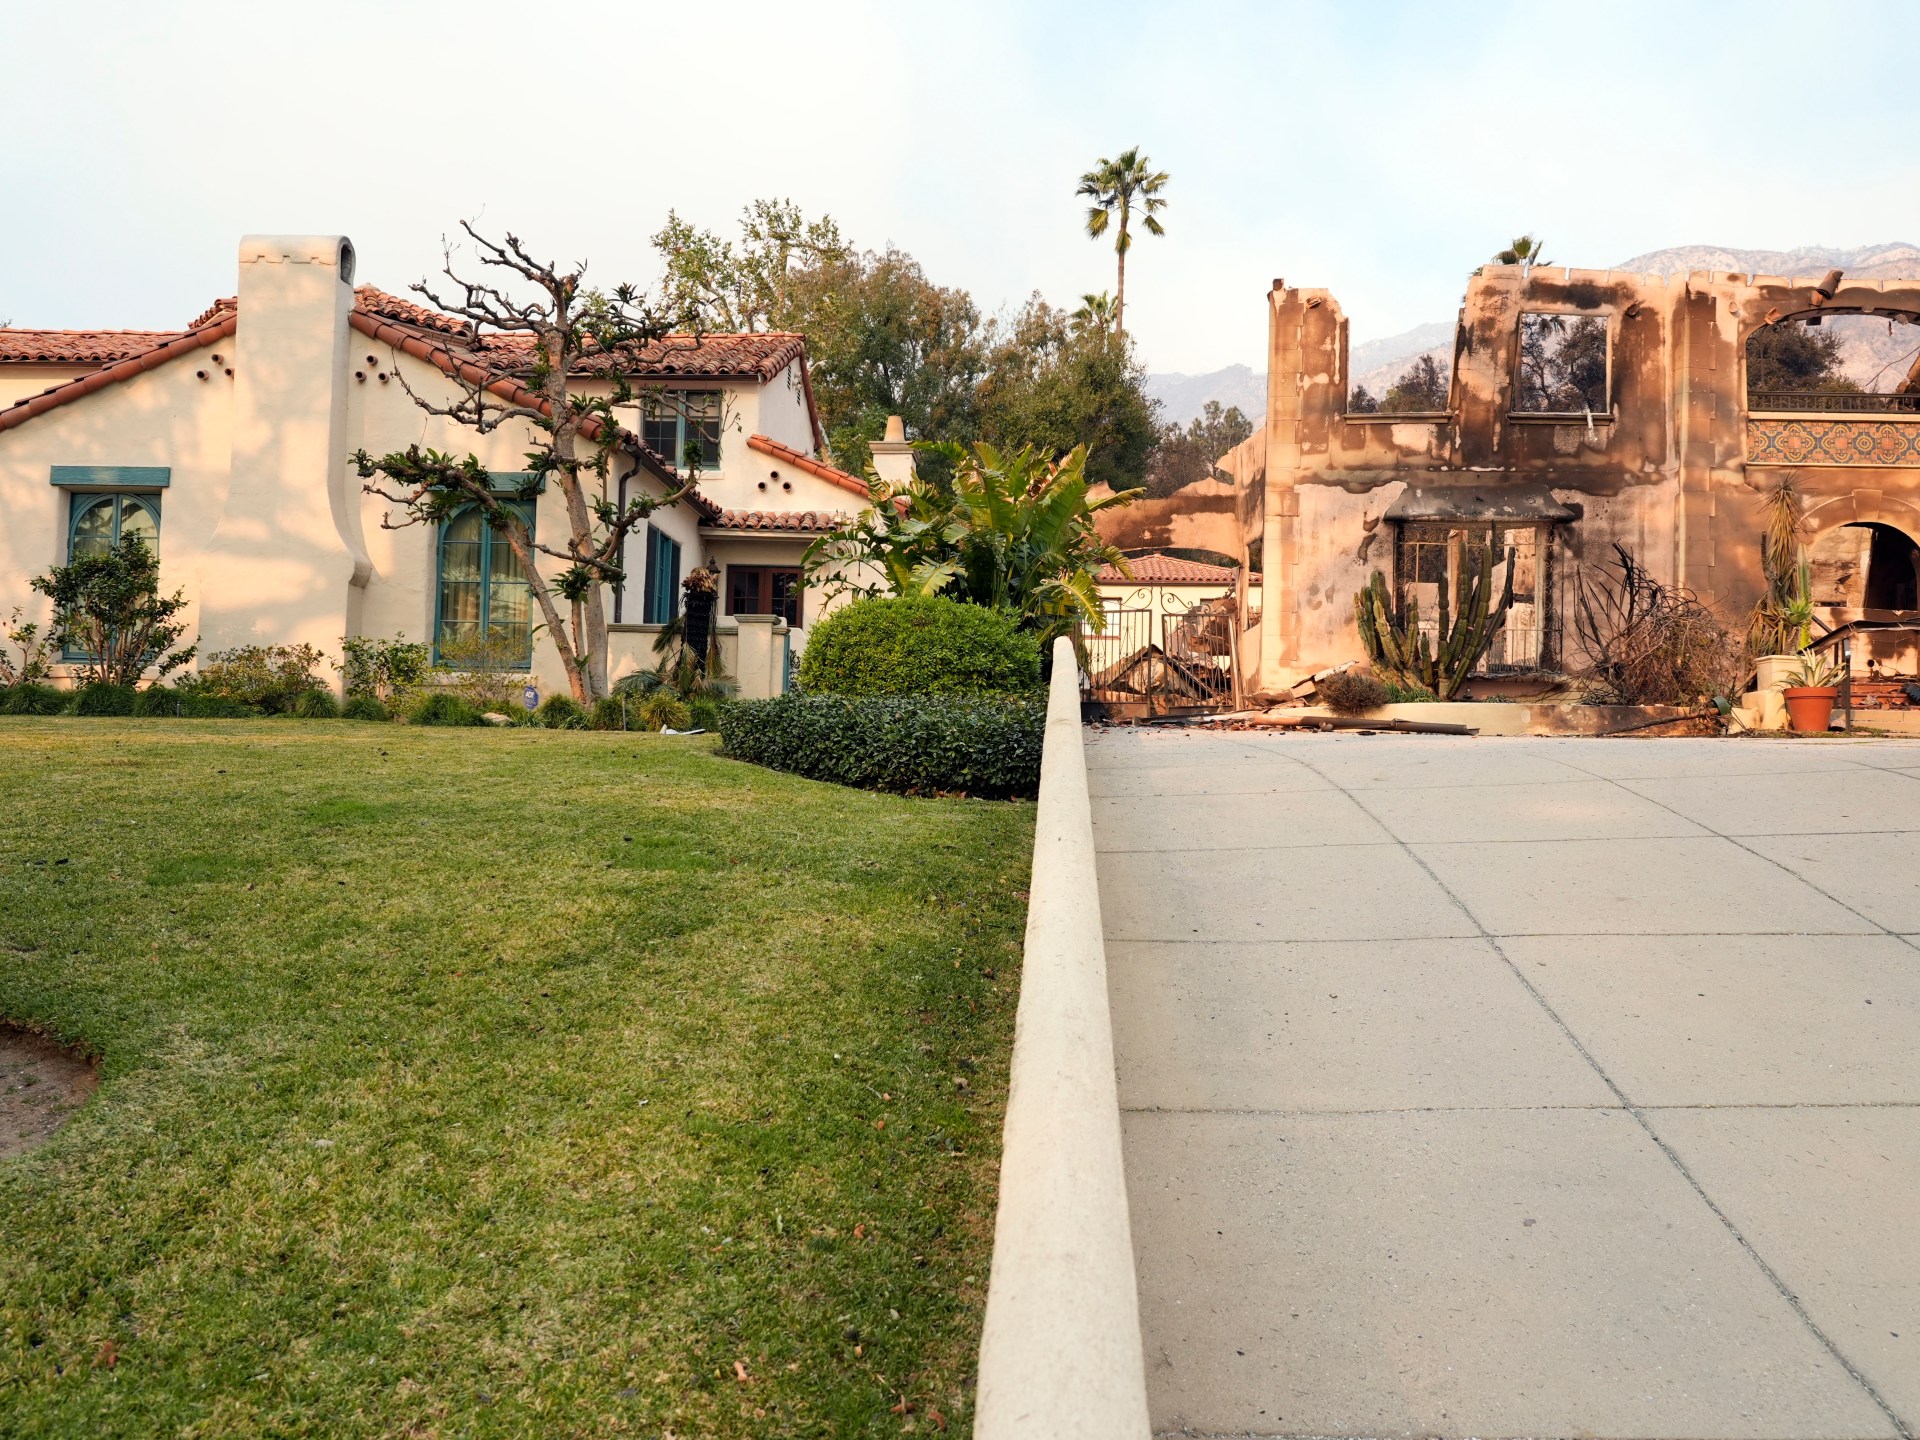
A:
[0,327,190,366]
[744,433,870,498]
[1098,552,1249,585]
[0,314,238,434]
[704,508,845,533]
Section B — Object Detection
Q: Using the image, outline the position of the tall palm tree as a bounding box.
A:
[1077,148,1169,336]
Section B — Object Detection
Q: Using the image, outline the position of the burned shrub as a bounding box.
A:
[1571,544,1741,705]
[1317,670,1392,714]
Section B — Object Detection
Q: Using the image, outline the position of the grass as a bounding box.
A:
[0,719,1034,1437]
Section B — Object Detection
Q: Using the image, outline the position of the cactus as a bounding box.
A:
[1353,540,1516,699]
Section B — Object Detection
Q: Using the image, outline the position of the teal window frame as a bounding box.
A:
[640,391,722,473]
[433,501,536,669]
[642,525,682,625]
[61,491,163,661]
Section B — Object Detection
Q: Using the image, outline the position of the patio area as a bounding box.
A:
[1089,728,1920,1440]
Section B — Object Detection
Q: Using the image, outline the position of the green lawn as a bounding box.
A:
[0,719,1032,1438]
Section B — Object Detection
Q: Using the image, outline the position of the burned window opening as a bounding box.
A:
[1746,313,1920,415]
[1515,313,1609,416]
[1394,519,1555,671]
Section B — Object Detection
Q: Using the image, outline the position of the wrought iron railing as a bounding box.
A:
[1749,390,1920,415]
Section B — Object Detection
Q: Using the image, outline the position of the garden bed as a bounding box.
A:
[0,719,1032,1437]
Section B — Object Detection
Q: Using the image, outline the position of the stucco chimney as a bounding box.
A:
[199,235,368,659]
[868,414,917,488]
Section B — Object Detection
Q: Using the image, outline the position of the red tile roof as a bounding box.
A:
[703,508,845,533]
[1097,552,1253,585]
[744,433,870,499]
[0,328,191,366]
[0,313,238,435]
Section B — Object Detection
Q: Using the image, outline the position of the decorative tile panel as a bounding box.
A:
[1747,417,1920,467]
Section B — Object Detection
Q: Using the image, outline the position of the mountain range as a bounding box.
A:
[1147,243,1920,426]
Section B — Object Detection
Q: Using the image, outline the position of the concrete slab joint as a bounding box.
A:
[976,636,1151,1440]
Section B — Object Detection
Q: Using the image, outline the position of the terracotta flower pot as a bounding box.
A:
[1781,685,1838,733]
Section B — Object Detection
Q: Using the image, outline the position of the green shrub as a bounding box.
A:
[589,696,630,731]
[0,682,68,716]
[719,694,1044,799]
[688,696,726,733]
[292,688,341,719]
[188,643,326,714]
[341,694,390,722]
[638,692,692,732]
[797,597,1042,697]
[536,694,587,730]
[131,685,183,718]
[180,692,258,719]
[338,633,431,705]
[73,682,137,716]
[408,692,485,728]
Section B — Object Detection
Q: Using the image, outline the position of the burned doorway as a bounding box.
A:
[1810,521,1920,612]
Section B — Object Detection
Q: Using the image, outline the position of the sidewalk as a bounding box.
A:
[1089,727,1920,1440]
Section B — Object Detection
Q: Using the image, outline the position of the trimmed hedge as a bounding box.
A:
[797,596,1041,697]
[73,682,137,716]
[409,692,485,727]
[719,694,1044,799]
[0,683,68,716]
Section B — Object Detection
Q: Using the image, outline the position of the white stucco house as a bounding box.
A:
[0,234,907,700]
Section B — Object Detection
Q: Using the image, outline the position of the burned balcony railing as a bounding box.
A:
[1749,390,1920,415]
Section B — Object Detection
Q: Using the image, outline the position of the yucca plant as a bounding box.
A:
[1748,471,1812,657]
[1353,539,1516,700]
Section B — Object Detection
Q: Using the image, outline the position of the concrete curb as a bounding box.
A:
[976,637,1150,1439]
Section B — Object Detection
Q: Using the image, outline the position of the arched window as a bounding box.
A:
[68,493,159,559]
[436,503,534,666]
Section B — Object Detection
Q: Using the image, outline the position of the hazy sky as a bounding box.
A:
[5,0,1918,375]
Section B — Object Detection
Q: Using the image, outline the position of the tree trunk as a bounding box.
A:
[684,588,716,665]
[1115,235,1128,337]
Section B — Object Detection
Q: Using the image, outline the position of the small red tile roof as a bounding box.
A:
[1098,552,1255,585]
[703,508,845,533]
[744,433,870,498]
[0,312,238,435]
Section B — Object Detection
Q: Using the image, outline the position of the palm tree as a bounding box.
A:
[1494,234,1550,266]
[1070,291,1118,337]
[1077,148,1169,336]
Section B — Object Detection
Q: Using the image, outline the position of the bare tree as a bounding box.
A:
[355,222,698,703]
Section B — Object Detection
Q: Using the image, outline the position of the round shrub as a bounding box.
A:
[589,696,630,731]
[1317,670,1392,715]
[341,694,390,723]
[638,692,692,732]
[180,692,257,718]
[292,688,341,719]
[408,691,484,727]
[797,597,1041,697]
[131,685,184,718]
[0,683,69,716]
[73,682,137,716]
[687,695,726,733]
[536,694,587,730]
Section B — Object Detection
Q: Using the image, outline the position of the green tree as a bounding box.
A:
[650,199,852,332]
[803,441,1137,646]
[1076,147,1170,336]
[1494,234,1550,265]
[1746,322,1859,394]
[32,537,195,686]
[1071,291,1117,337]
[1381,353,1451,412]
[975,298,1159,492]
[1144,400,1254,497]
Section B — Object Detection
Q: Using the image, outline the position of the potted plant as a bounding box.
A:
[1780,651,1844,733]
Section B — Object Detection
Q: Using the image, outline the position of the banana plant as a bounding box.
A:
[1354,539,1516,699]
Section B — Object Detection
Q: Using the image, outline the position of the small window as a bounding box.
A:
[726,566,803,627]
[436,503,534,666]
[1515,313,1609,415]
[68,492,159,560]
[1393,520,1552,670]
[641,391,722,473]
[643,525,682,625]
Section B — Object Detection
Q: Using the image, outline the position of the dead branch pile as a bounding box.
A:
[1571,543,1742,704]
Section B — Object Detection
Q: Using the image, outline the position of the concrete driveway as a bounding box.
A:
[1088,728,1920,1440]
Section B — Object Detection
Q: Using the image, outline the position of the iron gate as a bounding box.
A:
[1080,601,1239,718]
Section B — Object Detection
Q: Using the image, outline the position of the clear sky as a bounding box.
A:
[5,0,1918,375]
